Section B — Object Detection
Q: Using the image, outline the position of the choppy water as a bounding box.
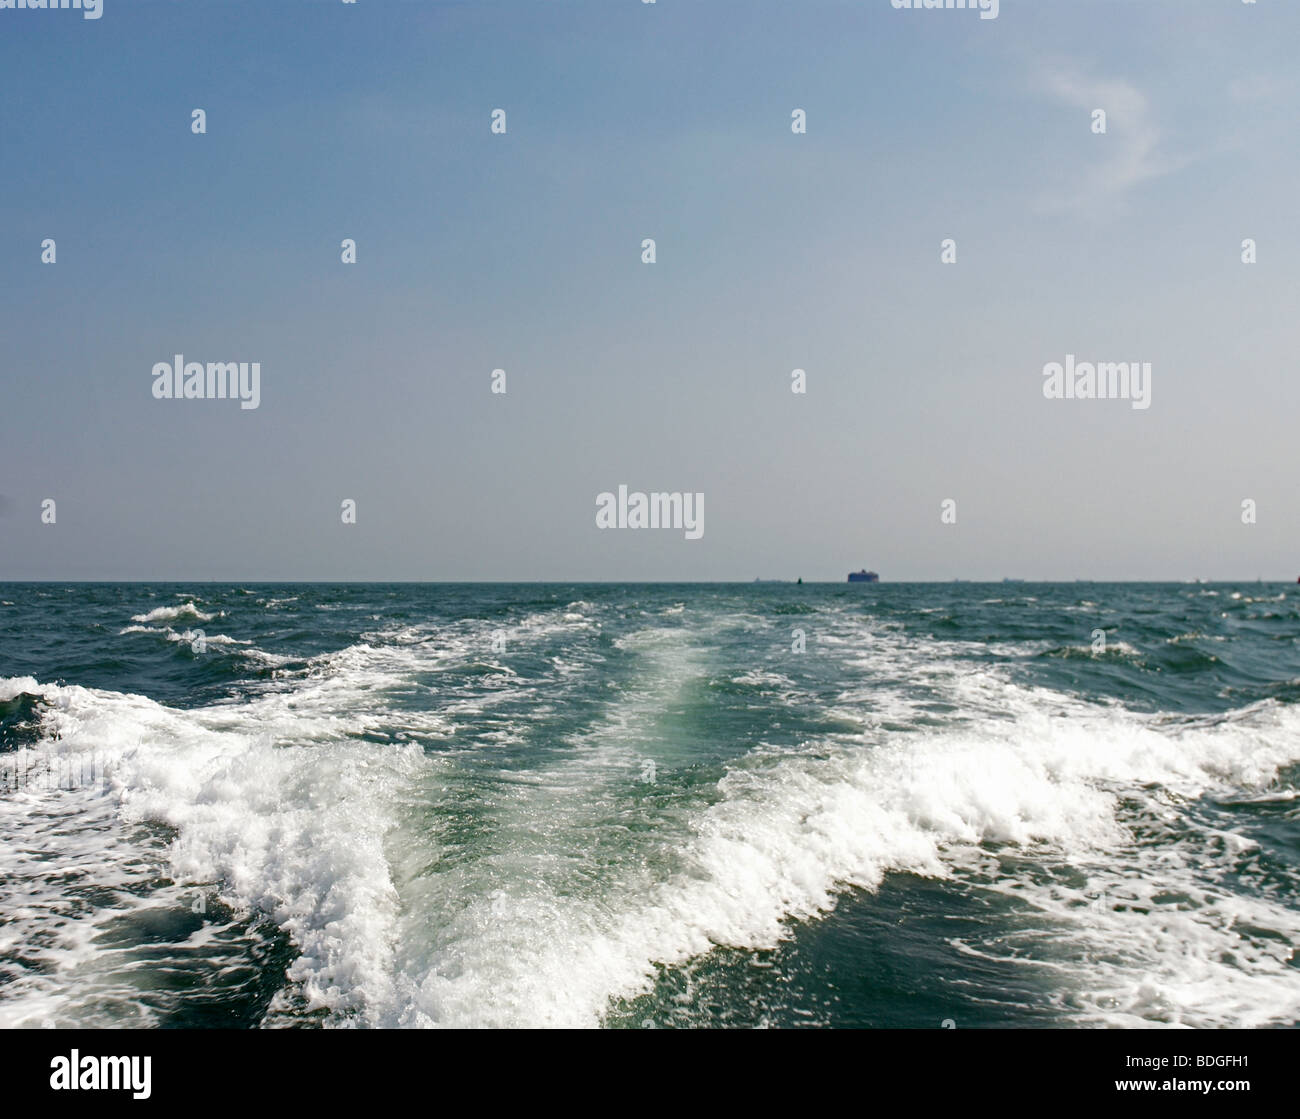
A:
[1,582,1297,1028]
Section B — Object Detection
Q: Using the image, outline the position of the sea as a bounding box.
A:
[1,582,1297,1029]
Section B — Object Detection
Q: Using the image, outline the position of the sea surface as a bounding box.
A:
[1,582,1298,1029]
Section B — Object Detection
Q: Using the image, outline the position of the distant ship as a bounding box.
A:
[847,569,879,583]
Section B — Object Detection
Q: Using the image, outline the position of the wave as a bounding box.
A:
[118,624,248,646]
[129,603,216,624]
[389,689,1300,1027]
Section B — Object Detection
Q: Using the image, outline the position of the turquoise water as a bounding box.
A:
[1,582,1298,1028]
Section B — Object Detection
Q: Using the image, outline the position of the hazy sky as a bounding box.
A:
[2,0,1297,581]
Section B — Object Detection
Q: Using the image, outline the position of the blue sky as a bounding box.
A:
[2,0,1298,580]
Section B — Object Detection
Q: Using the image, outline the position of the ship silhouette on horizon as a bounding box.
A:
[847,569,879,583]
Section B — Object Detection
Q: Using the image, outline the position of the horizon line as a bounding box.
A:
[0,578,1295,586]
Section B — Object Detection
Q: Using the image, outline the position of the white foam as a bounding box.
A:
[129,602,216,624]
[383,694,1300,1027]
[369,612,1300,1028]
[118,624,248,646]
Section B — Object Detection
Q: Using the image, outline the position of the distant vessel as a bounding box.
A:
[848,569,879,583]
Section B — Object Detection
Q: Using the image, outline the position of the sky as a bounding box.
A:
[1,0,1298,581]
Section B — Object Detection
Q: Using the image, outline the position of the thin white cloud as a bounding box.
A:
[1033,68,1179,219]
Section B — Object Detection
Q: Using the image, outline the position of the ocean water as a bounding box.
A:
[1,582,1297,1030]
